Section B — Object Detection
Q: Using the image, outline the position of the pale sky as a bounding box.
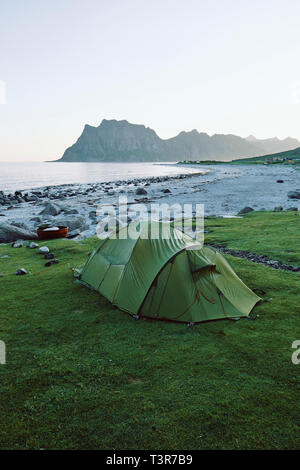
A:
[1,0,300,161]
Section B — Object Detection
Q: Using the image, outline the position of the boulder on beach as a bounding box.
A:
[89,210,97,220]
[136,187,147,195]
[30,216,43,224]
[63,209,79,215]
[238,207,254,215]
[11,221,30,230]
[55,215,88,232]
[287,191,300,200]
[39,202,62,216]
[0,223,37,242]
[67,229,81,239]
[23,193,39,202]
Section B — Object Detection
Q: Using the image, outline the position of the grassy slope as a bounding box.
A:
[179,147,300,164]
[0,212,299,450]
[231,147,300,164]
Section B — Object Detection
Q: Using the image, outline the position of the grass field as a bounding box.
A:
[0,212,299,449]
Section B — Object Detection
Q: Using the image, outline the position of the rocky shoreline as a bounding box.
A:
[0,164,299,243]
[0,171,210,242]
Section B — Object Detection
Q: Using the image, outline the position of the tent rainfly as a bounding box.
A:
[75,221,260,324]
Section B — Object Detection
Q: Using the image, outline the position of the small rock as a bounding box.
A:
[287,191,300,200]
[11,221,29,230]
[238,207,254,215]
[63,209,79,215]
[45,259,59,267]
[39,202,62,216]
[30,216,43,223]
[28,242,39,249]
[162,189,171,193]
[11,240,23,248]
[276,180,284,183]
[89,210,97,219]
[136,187,147,195]
[16,268,28,275]
[39,246,50,254]
[67,230,81,239]
[44,253,55,260]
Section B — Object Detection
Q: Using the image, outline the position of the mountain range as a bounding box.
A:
[57,119,300,162]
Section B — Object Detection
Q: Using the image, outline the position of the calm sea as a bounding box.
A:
[0,162,207,193]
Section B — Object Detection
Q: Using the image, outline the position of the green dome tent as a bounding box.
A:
[75,221,260,324]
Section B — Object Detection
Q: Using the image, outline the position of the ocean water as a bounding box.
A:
[0,161,207,193]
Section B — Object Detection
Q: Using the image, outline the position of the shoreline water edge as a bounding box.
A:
[0,163,299,242]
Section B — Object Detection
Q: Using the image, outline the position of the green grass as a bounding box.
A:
[205,211,300,266]
[0,212,299,449]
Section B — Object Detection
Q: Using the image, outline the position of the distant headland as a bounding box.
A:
[56,119,300,163]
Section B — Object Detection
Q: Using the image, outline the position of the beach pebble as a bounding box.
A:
[16,268,28,275]
[39,246,50,254]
